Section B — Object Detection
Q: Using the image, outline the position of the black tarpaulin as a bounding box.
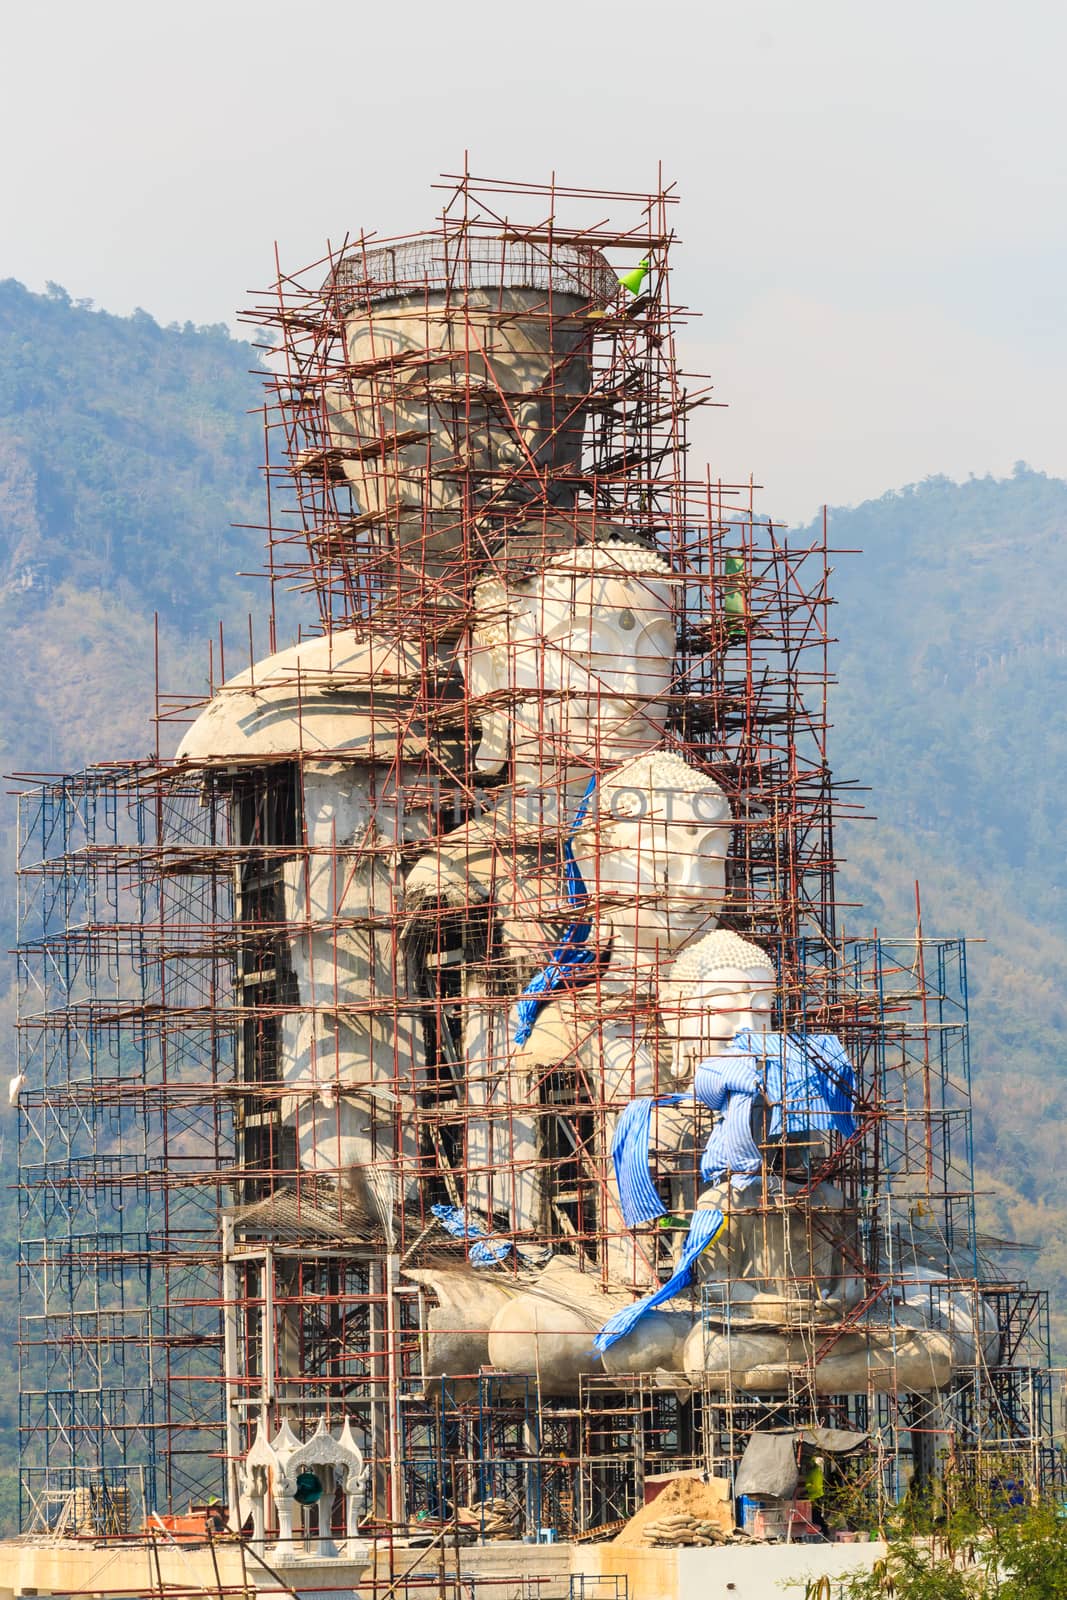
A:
[733,1426,867,1497]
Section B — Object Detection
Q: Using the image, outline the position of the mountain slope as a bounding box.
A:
[0,284,269,1529]
[0,278,264,636]
[825,467,1067,934]
[813,469,1067,1347]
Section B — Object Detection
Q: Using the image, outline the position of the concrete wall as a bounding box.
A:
[0,1533,887,1600]
[384,1539,572,1599]
[677,1539,889,1599]
[0,1536,574,1600]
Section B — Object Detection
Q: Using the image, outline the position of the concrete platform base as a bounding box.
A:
[0,1532,889,1600]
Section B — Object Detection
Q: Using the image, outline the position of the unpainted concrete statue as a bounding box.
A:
[176,631,455,1241]
[405,541,683,1241]
[465,541,677,786]
[659,932,990,1393]
[505,750,734,1280]
[476,929,996,1397]
[325,243,612,591]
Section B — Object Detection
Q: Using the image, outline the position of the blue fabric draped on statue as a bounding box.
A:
[611,1035,856,1224]
[598,1033,857,1351]
[696,1055,765,1184]
[431,1203,513,1265]
[731,1029,856,1139]
[513,776,599,1047]
[612,1094,686,1226]
[609,1054,764,1227]
[593,1204,727,1353]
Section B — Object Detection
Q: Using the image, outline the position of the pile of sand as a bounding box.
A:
[614,1475,734,1546]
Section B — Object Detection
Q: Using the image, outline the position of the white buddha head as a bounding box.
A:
[466,541,675,781]
[569,751,733,968]
[660,929,776,1077]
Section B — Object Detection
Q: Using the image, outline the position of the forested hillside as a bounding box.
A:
[816,473,1067,1340]
[0,280,1063,1525]
[828,468,1067,933]
[0,281,268,1529]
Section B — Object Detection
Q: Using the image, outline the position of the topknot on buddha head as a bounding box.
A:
[665,929,775,995]
[660,929,777,1056]
[587,750,730,828]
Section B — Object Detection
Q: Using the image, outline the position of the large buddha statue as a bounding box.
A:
[404,539,680,1238]
[601,929,993,1394]
[593,929,866,1374]
[658,928,777,1080]
[324,240,615,596]
[668,932,855,1327]
[566,750,734,993]
[464,539,677,792]
[451,754,736,1377]
[175,629,462,1241]
[405,536,678,915]
[507,751,734,1279]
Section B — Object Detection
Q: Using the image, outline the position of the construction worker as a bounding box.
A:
[204,1495,226,1534]
[802,1454,827,1535]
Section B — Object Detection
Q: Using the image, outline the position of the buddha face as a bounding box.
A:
[570,784,732,956]
[661,963,777,1074]
[468,557,676,777]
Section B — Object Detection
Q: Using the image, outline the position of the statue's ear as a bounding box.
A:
[465,636,509,775]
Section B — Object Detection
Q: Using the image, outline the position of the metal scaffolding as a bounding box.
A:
[12,170,1060,1559]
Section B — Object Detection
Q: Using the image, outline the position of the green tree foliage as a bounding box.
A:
[836,1504,1067,1598]
[838,1543,985,1599]
[0,278,265,629]
[991,1506,1067,1598]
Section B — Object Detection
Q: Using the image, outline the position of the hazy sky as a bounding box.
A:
[1,0,1064,525]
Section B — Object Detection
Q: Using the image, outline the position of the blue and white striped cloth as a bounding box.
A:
[609,1053,766,1227]
[695,1055,765,1184]
[732,1030,856,1140]
[597,1032,857,1352]
[593,1204,727,1353]
[612,1094,686,1227]
[611,1032,857,1218]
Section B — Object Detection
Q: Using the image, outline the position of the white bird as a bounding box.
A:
[8,1073,25,1107]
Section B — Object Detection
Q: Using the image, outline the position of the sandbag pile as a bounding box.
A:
[457,1496,519,1540]
[405,1517,477,1548]
[614,1474,735,1549]
[642,1510,729,1547]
